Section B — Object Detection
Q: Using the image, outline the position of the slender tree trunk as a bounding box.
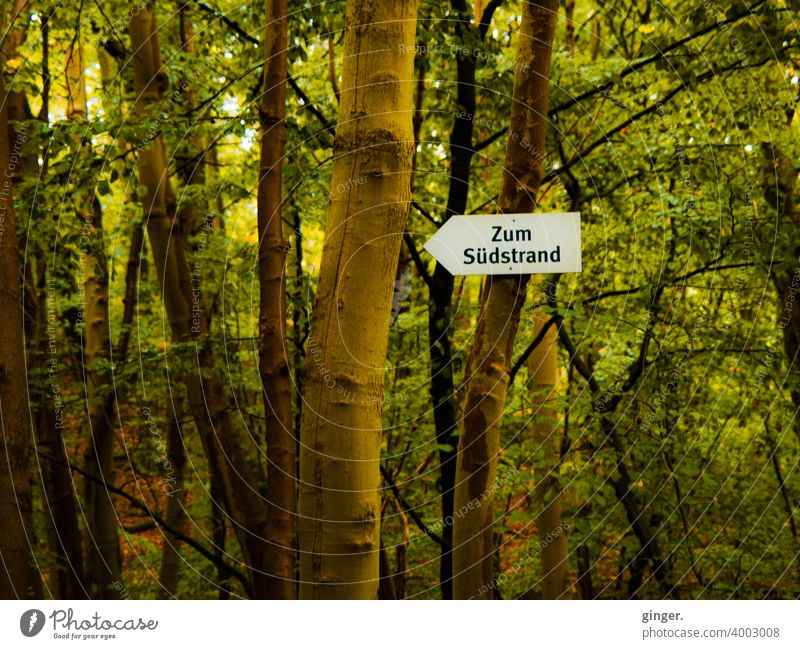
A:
[153,0,209,599]
[157,396,188,597]
[7,6,83,599]
[761,142,800,446]
[527,305,570,598]
[576,544,594,598]
[29,258,85,599]
[563,0,575,51]
[66,37,123,600]
[452,0,557,599]
[589,16,601,62]
[0,32,33,599]
[427,0,498,599]
[298,0,418,599]
[129,4,272,597]
[211,477,231,599]
[258,0,296,599]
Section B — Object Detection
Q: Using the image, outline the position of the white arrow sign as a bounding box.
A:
[423,212,582,276]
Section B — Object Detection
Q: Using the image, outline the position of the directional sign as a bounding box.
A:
[423,212,582,276]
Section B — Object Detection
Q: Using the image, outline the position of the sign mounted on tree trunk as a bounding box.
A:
[423,212,582,275]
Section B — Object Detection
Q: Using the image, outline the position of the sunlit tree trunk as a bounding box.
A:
[66,37,123,600]
[129,4,272,598]
[588,15,601,61]
[258,0,296,599]
[29,39,88,601]
[526,305,570,598]
[452,0,557,599]
[298,0,418,599]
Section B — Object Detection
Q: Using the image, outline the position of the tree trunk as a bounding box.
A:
[152,0,209,600]
[129,4,272,598]
[589,16,601,62]
[0,33,33,599]
[298,0,418,599]
[258,0,296,599]
[66,37,123,600]
[761,143,800,445]
[428,0,497,599]
[157,396,188,597]
[526,305,570,598]
[563,0,576,51]
[452,0,557,599]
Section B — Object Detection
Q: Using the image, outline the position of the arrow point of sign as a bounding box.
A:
[422,234,461,276]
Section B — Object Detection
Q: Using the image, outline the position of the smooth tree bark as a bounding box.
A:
[452,0,558,599]
[5,2,83,599]
[526,304,570,598]
[129,5,272,598]
[66,37,123,600]
[258,0,296,599]
[298,0,418,599]
[0,23,33,600]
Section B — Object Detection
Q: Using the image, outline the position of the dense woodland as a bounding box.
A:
[0,0,799,600]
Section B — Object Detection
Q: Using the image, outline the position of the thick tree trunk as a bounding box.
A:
[526,305,570,598]
[298,0,418,599]
[0,53,33,601]
[452,0,557,599]
[129,5,272,598]
[258,0,296,599]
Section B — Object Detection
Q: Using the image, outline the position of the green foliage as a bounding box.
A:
[11,0,800,599]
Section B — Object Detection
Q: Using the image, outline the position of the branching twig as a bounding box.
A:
[380,465,447,548]
[41,452,252,596]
